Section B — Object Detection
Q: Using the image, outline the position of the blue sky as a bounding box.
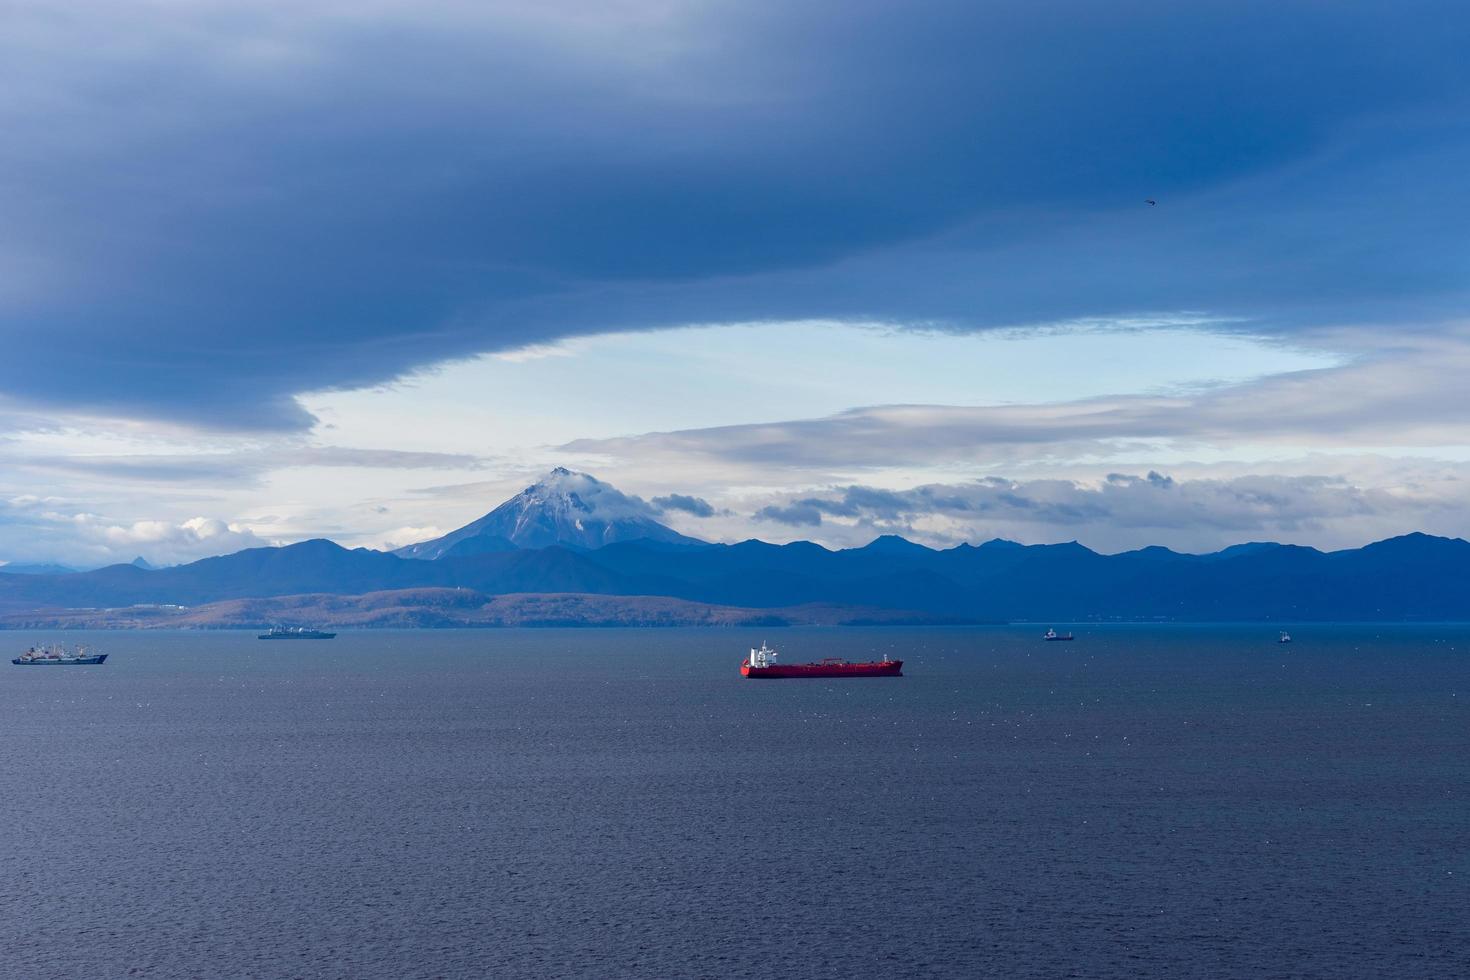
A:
[2,1,1469,564]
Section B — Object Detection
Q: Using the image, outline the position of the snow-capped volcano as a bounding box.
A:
[394,468,704,559]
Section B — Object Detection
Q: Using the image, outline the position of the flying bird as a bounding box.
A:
[1144,198,1157,206]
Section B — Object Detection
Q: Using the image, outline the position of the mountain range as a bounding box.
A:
[2,470,1468,625]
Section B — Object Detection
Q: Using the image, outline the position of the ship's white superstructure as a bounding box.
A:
[746,642,779,669]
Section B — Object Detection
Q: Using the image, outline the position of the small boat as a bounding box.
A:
[258,626,337,640]
[1278,631,1292,644]
[13,644,108,665]
[741,642,902,678]
[1043,628,1074,641]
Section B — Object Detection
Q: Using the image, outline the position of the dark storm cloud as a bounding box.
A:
[2,1,1468,428]
[651,493,717,518]
[754,502,827,527]
[756,493,878,525]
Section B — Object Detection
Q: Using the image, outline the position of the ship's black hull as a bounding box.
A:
[257,634,336,640]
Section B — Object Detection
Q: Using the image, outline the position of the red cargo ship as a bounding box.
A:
[740,642,903,678]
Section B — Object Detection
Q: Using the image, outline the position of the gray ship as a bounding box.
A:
[13,644,107,665]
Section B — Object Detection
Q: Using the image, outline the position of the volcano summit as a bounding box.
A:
[393,468,703,559]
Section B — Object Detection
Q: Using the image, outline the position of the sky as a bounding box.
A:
[2,0,1470,566]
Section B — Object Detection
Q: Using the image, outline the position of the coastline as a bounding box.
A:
[0,589,995,630]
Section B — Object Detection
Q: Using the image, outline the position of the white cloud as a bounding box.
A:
[489,340,587,363]
[78,514,269,563]
[371,526,445,550]
[0,497,272,566]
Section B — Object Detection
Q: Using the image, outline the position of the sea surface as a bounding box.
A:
[2,625,1467,979]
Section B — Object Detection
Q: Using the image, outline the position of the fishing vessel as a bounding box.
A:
[13,644,108,665]
[258,626,337,640]
[740,642,902,678]
[1043,628,1074,641]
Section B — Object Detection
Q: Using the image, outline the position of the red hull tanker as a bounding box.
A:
[741,642,902,678]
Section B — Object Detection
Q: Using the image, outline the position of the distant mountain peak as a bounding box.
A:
[856,534,933,554]
[394,469,704,559]
[1352,531,1469,556]
[1210,541,1283,559]
[1119,545,1187,560]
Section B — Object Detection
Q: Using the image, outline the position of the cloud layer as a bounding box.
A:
[565,328,1470,469]
[12,447,486,486]
[745,468,1470,554]
[2,2,1468,428]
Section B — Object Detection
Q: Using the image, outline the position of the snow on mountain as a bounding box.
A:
[393,468,704,559]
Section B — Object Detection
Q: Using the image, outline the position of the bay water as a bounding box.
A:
[2,626,1467,978]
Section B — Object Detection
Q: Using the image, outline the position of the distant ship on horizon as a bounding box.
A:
[740,641,902,678]
[258,626,337,640]
[1043,628,1074,641]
